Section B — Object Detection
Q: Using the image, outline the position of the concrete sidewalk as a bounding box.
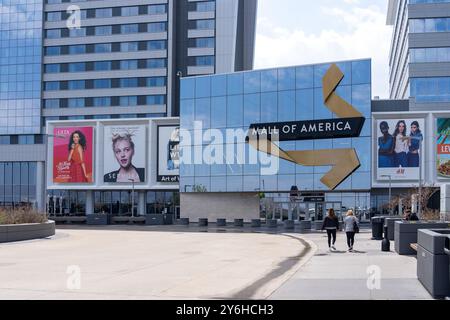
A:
[0,227,309,300]
[0,225,433,300]
[269,229,433,300]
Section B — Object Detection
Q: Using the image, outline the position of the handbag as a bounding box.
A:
[353,220,360,233]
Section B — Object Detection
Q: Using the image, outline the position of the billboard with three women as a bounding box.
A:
[53,127,94,183]
[377,119,424,180]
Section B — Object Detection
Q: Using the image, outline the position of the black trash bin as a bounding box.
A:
[163,214,174,225]
[371,216,384,240]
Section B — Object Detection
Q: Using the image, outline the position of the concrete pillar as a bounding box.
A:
[288,202,293,220]
[440,184,450,221]
[86,190,94,215]
[138,191,146,216]
[36,162,45,213]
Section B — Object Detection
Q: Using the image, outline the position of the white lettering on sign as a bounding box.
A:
[300,121,352,133]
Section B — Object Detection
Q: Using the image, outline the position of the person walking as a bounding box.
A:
[322,208,340,252]
[344,210,359,252]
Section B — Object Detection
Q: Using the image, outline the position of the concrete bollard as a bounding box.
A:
[179,218,190,225]
[299,220,312,230]
[216,218,227,227]
[313,221,323,230]
[284,220,295,230]
[266,219,278,228]
[251,219,261,227]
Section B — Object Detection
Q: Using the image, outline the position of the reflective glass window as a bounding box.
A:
[211,75,227,97]
[227,95,243,127]
[261,69,278,92]
[278,68,296,91]
[211,96,227,128]
[244,72,260,94]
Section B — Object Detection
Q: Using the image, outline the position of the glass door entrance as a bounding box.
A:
[295,201,342,221]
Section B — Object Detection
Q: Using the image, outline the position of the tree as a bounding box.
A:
[384,185,440,220]
[192,184,207,193]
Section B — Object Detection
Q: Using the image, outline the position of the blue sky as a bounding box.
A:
[255,0,391,98]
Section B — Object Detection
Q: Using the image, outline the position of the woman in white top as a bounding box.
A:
[393,120,409,168]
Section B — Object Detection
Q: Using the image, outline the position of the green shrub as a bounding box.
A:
[0,208,48,225]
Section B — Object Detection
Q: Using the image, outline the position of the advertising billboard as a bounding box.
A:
[157,126,180,182]
[103,125,146,183]
[437,119,450,179]
[376,119,425,180]
[53,127,94,183]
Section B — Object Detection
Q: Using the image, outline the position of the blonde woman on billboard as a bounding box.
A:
[68,130,89,183]
[104,132,145,183]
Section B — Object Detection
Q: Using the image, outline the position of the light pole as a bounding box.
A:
[129,179,135,218]
[409,136,423,219]
[419,138,423,219]
[381,175,392,215]
[47,194,51,216]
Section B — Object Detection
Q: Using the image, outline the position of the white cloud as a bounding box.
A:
[255,4,392,98]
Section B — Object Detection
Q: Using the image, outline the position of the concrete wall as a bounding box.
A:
[0,221,55,243]
[180,192,259,222]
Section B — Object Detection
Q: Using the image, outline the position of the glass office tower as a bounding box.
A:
[0,0,258,211]
[0,0,43,135]
[387,0,450,109]
[0,0,43,207]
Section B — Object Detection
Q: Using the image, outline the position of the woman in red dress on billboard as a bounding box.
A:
[68,131,89,183]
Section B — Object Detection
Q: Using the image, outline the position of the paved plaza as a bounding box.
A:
[0,225,432,300]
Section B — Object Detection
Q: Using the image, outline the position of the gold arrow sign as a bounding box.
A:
[323,64,362,118]
[247,63,362,190]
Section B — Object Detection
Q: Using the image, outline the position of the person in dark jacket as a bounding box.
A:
[322,208,340,251]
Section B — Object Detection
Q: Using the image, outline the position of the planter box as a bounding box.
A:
[234,219,244,227]
[217,219,227,227]
[163,214,174,225]
[417,229,450,298]
[299,220,312,230]
[131,216,145,224]
[313,221,323,230]
[111,216,130,224]
[198,218,208,227]
[394,221,450,255]
[87,214,110,225]
[251,219,261,228]
[145,214,164,225]
[284,220,295,230]
[49,216,87,224]
[179,218,189,225]
[266,219,278,228]
[0,221,55,243]
[385,218,403,241]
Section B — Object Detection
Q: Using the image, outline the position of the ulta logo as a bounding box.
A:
[56,129,70,136]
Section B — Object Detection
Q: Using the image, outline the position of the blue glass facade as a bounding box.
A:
[0,0,43,134]
[180,59,372,193]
